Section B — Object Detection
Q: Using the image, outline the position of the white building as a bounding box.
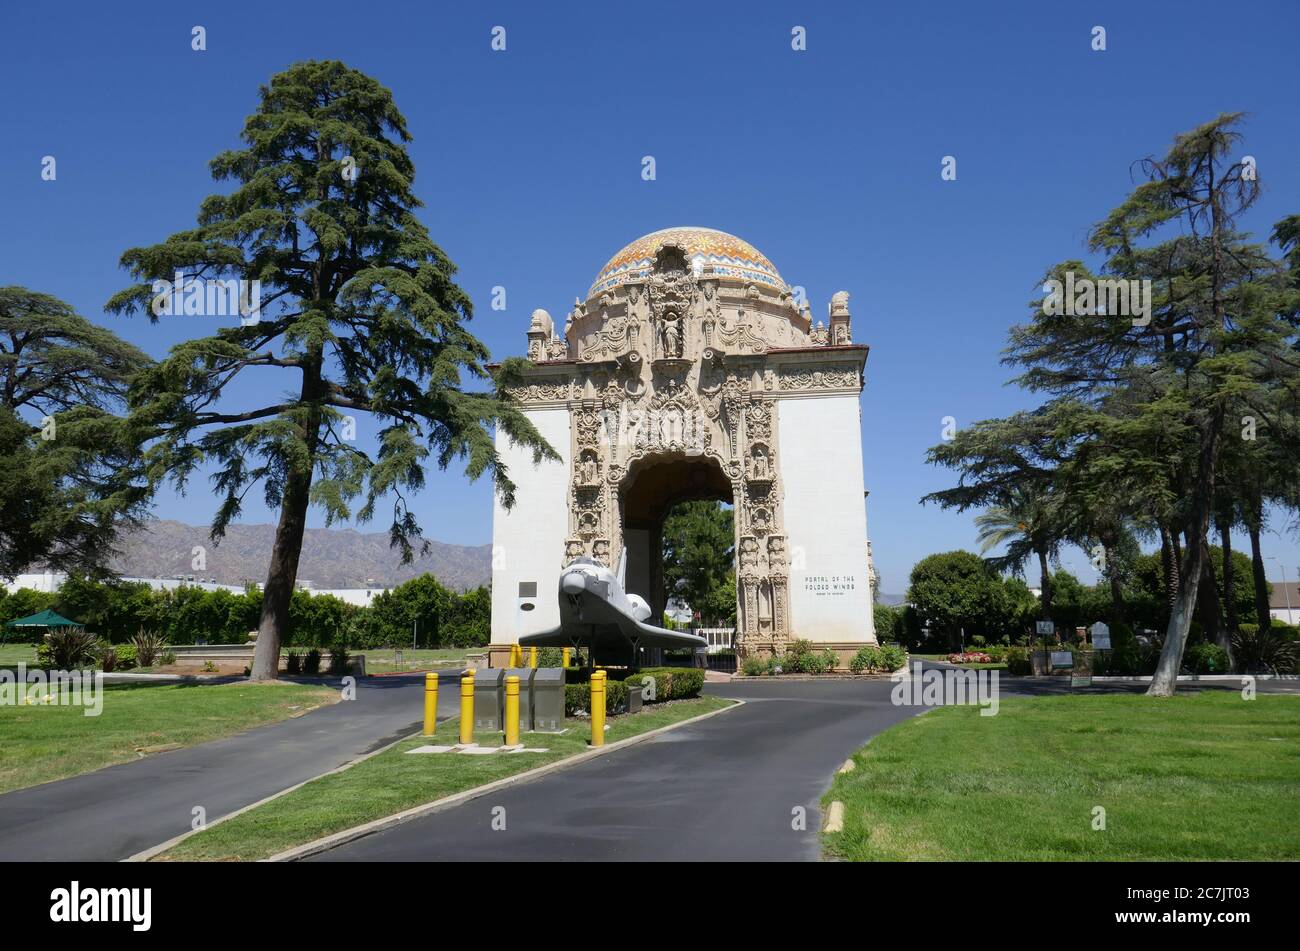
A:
[489,227,876,666]
[1270,581,1300,625]
[4,572,388,607]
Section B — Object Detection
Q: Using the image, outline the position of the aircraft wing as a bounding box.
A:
[518,625,567,647]
[625,616,707,651]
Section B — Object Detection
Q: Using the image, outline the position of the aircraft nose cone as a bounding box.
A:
[561,572,586,595]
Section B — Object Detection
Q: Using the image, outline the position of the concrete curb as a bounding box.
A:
[730,672,905,682]
[1091,674,1300,682]
[125,720,418,862]
[265,698,745,863]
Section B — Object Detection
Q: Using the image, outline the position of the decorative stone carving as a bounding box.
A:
[508,228,869,660]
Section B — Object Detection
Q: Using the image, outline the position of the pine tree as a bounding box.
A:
[107,62,556,679]
[0,287,152,578]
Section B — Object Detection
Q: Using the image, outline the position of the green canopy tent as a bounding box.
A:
[3,609,84,642]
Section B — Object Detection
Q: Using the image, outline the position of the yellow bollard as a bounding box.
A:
[459,670,475,745]
[561,647,571,669]
[529,646,538,669]
[504,674,520,746]
[510,643,521,667]
[422,671,439,737]
[590,670,606,747]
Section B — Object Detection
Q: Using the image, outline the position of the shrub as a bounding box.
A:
[537,647,564,667]
[101,643,139,670]
[303,649,322,674]
[741,656,769,676]
[819,648,839,673]
[564,683,589,716]
[327,647,351,676]
[1233,624,1299,674]
[38,628,100,669]
[879,644,907,672]
[947,651,993,664]
[1185,643,1230,674]
[783,639,816,673]
[668,667,704,698]
[158,650,176,666]
[850,645,884,674]
[201,660,218,673]
[1272,621,1299,641]
[285,651,302,675]
[635,667,704,699]
[131,629,167,667]
[564,680,630,716]
[1004,646,1032,676]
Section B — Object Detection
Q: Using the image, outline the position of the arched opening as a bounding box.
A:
[619,453,733,630]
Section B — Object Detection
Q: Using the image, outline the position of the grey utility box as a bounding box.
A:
[474,668,505,732]
[504,668,536,732]
[531,667,566,733]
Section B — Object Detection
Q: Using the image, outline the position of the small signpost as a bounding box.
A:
[1090,622,1111,650]
[1034,620,1055,676]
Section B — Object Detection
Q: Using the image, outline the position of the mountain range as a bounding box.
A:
[109,520,492,591]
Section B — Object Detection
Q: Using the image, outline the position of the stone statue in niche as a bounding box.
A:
[751,446,770,480]
[661,314,683,358]
[592,539,610,566]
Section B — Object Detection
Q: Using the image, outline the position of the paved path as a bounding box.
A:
[310,677,923,862]
[310,668,1300,862]
[0,671,462,862]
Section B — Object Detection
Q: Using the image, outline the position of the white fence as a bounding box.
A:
[694,627,735,654]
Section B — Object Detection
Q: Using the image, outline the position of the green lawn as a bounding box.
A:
[159,696,737,861]
[361,648,476,675]
[823,691,1300,861]
[0,642,37,666]
[0,681,338,794]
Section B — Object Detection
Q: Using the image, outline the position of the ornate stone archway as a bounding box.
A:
[491,227,876,664]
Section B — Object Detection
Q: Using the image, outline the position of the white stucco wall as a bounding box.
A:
[624,528,652,600]
[490,408,572,643]
[778,394,876,643]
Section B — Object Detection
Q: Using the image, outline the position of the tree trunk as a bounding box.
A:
[1101,534,1124,624]
[1217,514,1238,669]
[1149,405,1225,697]
[1246,498,1271,632]
[1159,524,1179,617]
[250,464,312,680]
[1194,535,1224,653]
[250,359,323,682]
[1037,547,1053,619]
[1108,570,1126,626]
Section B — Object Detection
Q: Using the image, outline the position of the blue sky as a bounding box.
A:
[3,0,1299,594]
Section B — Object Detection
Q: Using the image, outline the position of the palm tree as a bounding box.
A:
[975,484,1064,624]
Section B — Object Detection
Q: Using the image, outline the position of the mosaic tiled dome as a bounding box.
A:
[588,227,787,298]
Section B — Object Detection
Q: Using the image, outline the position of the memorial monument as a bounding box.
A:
[489,227,876,666]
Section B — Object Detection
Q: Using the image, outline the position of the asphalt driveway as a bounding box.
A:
[0,672,460,862]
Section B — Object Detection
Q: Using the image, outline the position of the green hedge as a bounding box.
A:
[635,666,704,700]
[564,680,629,716]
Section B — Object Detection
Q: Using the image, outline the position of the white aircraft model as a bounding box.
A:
[519,555,706,662]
